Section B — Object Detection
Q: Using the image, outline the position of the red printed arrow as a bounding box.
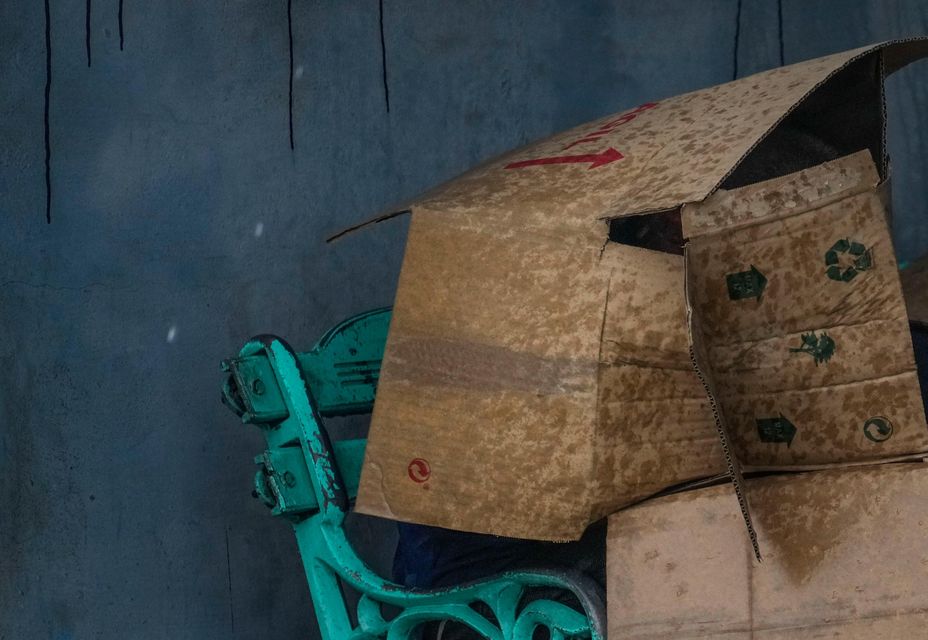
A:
[505,147,624,170]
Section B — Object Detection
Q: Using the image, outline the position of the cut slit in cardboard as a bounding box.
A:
[335,39,928,545]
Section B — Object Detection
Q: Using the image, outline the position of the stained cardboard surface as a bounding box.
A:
[684,151,928,468]
[607,462,928,639]
[355,39,928,541]
[356,210,607,539]
[592,244,725,519]
[350,47,880,227]
[356,224,724,540]
[338,38,928,241]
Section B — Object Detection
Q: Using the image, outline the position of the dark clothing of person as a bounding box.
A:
[393,520,605,640]
[393,520,606,591]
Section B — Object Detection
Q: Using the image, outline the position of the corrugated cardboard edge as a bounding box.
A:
[742,453,928,473]
[681,150,882,239]
[667,34,928,556]
[353,208,609,542]
[683,251,761,561]
[326,143,529,242]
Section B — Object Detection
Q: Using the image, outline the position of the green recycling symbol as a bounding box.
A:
[863,416,893,443]
[825,238,872,282]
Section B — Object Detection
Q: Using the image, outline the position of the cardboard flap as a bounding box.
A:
[355,224,727,541]
[334,39,928,241]
[354,209,609,540]
[591,244,726,521]
[682,150,881,239]
[902,254,928,326]
[607,463,928,639]
[683,151,928,473]
[684,253,762,560]
[883,37,928,74]
[327,206,410,243]
[353,40,928,542]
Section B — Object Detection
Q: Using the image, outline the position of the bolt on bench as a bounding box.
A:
[220,308,606,640]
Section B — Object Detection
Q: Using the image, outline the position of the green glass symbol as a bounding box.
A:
[726,265,767,301]
[756,414,797,447]
[789,330,836,365]
[863,416,893,443]
[825,238,872,282]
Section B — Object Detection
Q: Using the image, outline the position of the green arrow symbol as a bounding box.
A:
[726,265,767,301]
[756,414,797,447]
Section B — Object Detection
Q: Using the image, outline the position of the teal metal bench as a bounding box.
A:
[220,308,605,639]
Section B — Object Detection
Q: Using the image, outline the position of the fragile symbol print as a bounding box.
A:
[407,458,431,483]
[825,238,872,282]
[789,330,836,365]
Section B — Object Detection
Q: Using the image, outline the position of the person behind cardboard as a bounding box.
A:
[390,126,928,640]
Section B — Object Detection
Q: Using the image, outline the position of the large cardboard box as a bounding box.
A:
[339,39,928,542]
[606,462,928,639]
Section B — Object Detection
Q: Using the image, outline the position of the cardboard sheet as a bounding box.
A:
[357,210,607,539]
[607,462,928,639]
[683,151,928,469]
[352,39,928,541]
[592,244,725,520]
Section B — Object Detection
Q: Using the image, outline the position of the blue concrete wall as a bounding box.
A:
[2,2,927,638]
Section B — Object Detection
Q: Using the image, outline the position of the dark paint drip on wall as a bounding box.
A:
[379,0,390,112]
[777,0,785,66]
[224,528,235,633]
[44,0,52,224]
[118,0,124,51]
[287,0,295,150]
[731,0,742,80]
[85,0,91,67]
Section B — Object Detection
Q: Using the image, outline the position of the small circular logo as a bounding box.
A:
[863,416,893,443]
[407,458,431,483]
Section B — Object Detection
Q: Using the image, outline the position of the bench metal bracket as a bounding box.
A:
[221,308,604,639]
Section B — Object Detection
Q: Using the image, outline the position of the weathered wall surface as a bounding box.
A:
[1,1,926,638]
